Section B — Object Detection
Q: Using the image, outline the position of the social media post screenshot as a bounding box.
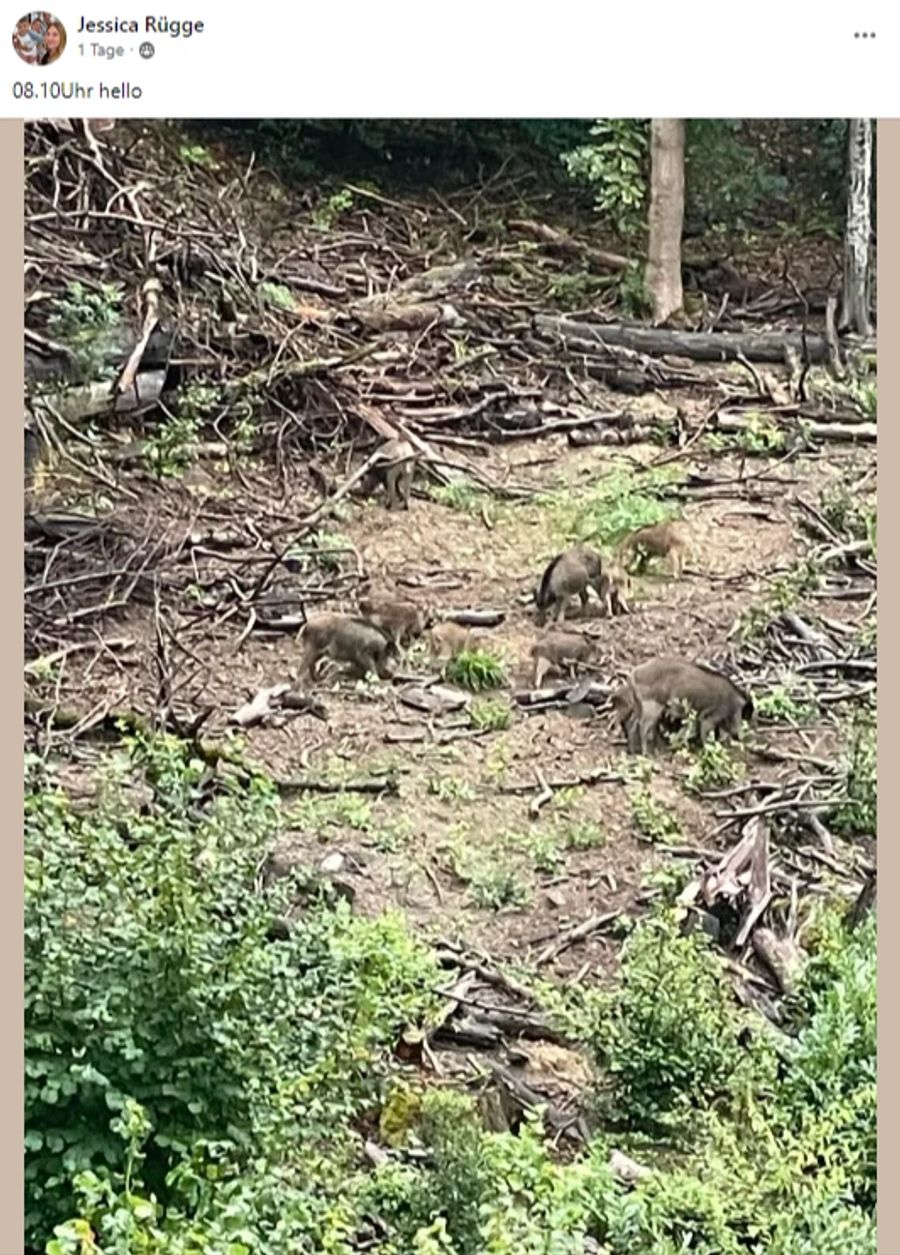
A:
[4,6,890,1254]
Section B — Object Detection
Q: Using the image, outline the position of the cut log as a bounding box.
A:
[440,609,506,628]
[534,314,841,364]
[506,219,631,272]
[717,411,875,444]
[485,1061,589,1145]
[752,927,806,995]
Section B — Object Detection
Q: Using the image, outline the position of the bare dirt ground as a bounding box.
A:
[42,429,875,986]
[24,120,876,1013]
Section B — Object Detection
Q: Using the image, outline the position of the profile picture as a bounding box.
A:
[12,12,66,66]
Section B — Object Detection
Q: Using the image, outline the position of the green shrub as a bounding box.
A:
[26,736,876,1255]
[591,910,745,1127]
[831,712,876,838]
[25,735,441,1249]
[444,648,506,693]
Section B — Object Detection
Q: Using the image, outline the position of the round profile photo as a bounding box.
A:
[12,12,66,66]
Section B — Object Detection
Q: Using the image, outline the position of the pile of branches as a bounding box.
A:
[23,119,874,704]
[26,119,872,465]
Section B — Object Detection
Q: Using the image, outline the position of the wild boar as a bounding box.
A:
[597,565,632,616]
[535,544,605,625]
[428,621,473,663]
[620,520,687,579]
[358,596,430,648]
[300,613,396,681]
[360,437,418,510]
[530,630,596,688]
[612,656,753,754]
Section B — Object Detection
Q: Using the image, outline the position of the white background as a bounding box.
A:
[3,2,897,118]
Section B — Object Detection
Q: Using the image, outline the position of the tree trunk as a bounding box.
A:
[533,315,838,364]
[839,119,874,335]
[646,120,685,324]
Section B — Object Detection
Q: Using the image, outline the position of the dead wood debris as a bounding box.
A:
[25,118,872,733]
[24,122,876,1156]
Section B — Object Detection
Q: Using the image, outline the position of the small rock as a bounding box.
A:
[609,1148,652,1183]
[364,1140,389,1168]
[319,852,346,876]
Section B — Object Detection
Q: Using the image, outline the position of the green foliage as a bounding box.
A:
[178,143,219,170]
[755,682,815,724]
[256,280,296,311]
[140,377,227,479]
[427,775,476,804]
[546,269,614,311]
[819,483,876,544]
[549,784,586,812]
[617,261,653,318]
[220,119,594,189]
[559,819,606,851]
[736,411,788,454]
[590,910,746,1128]
[809,367,877,421]
[629,787,682,843]
[738,561,824,641]
[681,736,745,793]
[831,711,877,837]
[775,909,876,1209]
[312,188,354,230]
[285,529,354,575]
[41,862,875,1255]
[206,119,847,230]
[47,281,124,381]
[685,120,789,225]
[516,120,596,158]
[178,381,226,423]
[467,862,530,912]
[508,827,563,874]
[444,830,529,911]
[444,648,506,693]
[561,120,649,236]
[541,465,680,550]
[468,697,512,733]
[429,481,494,515]
[143,413,200,479]
[25,735,441,1250]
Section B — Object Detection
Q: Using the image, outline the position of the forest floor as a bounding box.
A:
[37,429,875,985]
[25,118,877,1015]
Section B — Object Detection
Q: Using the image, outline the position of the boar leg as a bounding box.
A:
[698,712,717,744]
[621,708,641,753]
[301,644,321,681]
[384,466,399,510]
[533,656,551,688]
[638,700,663,755]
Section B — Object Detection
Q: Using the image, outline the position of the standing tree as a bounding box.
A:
[645,119,685,324]
[839,118,874,335]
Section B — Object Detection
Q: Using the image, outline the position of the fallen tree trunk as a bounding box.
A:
[717,411,876,444]
[533,314,872,365]
[506,219,631,272]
